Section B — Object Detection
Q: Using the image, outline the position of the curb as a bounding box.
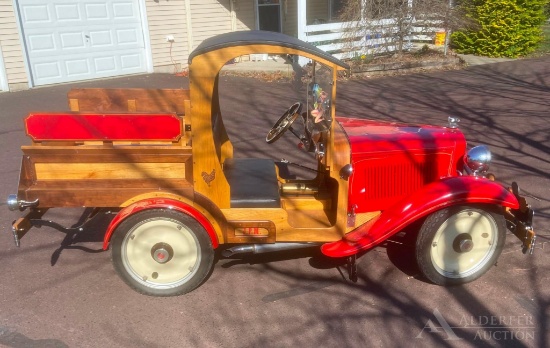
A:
[350,57,462,77]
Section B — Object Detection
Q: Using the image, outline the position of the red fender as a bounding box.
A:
[321,176,519,258]
[102,198,219,250]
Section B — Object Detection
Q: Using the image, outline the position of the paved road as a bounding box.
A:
[0,57,549,348]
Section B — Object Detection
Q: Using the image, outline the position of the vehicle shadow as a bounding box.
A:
[48,208,113,266]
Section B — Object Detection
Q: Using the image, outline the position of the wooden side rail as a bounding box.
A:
[25,112,183,143]
[17,146,194,208]
[67,88,190,115]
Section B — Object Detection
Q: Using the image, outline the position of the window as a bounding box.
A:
[330,0,346,21]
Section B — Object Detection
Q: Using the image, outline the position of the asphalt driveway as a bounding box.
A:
[0,57,549,348]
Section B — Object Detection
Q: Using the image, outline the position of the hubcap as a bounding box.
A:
[121,218,200,289]
[151,242,174,264]
[431,210,497,278]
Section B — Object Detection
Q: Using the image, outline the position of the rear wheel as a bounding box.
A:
[111,209,214,296]
[415,205,506,285]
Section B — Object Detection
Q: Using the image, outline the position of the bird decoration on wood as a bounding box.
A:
[201,169,216,187]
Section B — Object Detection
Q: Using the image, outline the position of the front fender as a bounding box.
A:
[102,198,219,250]
[322,176,519,257]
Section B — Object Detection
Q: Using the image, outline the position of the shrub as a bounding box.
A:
[451,0,548,57]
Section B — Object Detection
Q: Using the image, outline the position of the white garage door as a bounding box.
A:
[17,0,149,86]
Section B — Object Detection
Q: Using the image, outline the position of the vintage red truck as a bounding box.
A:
[7,31,536,296]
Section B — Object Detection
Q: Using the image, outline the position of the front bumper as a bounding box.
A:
[506,182,536,255]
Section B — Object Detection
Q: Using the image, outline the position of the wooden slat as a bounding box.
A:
[34,162,186,180]
[22,145,191,155]
[23,151,191,164]
[28,178,192,189]
[22,180,194,208]
[67,88,190,114]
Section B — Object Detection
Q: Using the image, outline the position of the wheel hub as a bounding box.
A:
[453,233,474,253]
[151,242,174,264]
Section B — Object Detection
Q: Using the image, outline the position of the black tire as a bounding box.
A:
[111,209,214,296]
[415,205,506,286]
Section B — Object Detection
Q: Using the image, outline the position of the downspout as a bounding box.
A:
[184,0,194,54]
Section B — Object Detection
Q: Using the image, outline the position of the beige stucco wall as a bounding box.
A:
[0,0,28,91]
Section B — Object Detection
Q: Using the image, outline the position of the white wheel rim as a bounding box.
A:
[121,217,200,290]
[430,209,498,278]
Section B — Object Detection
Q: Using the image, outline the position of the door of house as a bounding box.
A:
[256,0,281,33]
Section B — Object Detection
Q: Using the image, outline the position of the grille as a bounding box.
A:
[363,161,438,201]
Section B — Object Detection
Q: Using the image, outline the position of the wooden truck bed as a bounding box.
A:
[16,88,193,208]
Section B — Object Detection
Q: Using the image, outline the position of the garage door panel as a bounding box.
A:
[59,32,87,49]
[34,61,62,80]
[120,54,143,70]
[93,56,117,73]
[113,2,136,18]
[22,4,50,23]
[116,28,140,45]
[27,33,56,52]
[89,31,114,47]
[55,4,81,21]
[65,59,90,77]
[18,0,147,86]
[84,3,109,20]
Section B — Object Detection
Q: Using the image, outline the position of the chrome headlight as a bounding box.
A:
[464,145,492,176]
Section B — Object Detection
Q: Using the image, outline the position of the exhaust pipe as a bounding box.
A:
[222,243,320,258]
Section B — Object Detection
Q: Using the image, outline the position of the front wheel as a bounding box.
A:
[111,209,214,296]
[415,205,506,285]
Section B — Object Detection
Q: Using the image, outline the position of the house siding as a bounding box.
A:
[190,0,232,48]
[235,0,255,31]
[0,0,28,90]
[147,0,255,71]
[145,0,189,71]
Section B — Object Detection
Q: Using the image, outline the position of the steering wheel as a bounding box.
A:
[266,102,303,144]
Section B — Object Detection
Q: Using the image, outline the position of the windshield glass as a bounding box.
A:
[218,55,334,179]
[307,62,333,134]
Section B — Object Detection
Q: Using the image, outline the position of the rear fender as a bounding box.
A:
[103,198,219,250]
[322,176,519,257]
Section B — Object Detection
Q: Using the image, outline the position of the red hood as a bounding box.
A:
[336,117,467,213]
[336,117,465,154]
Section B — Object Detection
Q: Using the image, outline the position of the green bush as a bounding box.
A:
[451,0,549,57]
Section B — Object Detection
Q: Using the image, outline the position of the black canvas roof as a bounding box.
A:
[188,30,349,69]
